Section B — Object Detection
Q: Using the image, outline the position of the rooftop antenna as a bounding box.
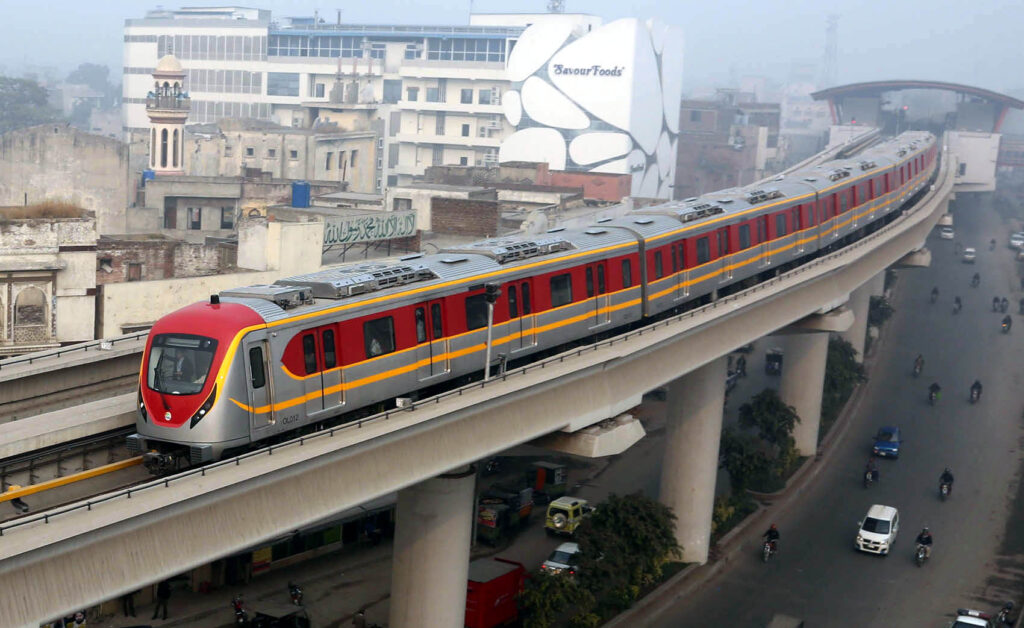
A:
[547,0,566,13]
[822,14,839,88]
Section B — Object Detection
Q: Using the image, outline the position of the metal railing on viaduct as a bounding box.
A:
[0,149,955,627]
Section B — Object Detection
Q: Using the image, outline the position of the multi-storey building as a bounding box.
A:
[123,7,599,190]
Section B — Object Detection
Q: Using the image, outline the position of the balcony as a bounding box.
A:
[394,132,503,148]
[146,95,191,111]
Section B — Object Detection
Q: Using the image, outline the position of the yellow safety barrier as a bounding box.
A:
[0,456,143,503]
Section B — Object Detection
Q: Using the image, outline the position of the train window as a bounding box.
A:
[414,308,427,343]
[677,244,686,268]
[248,346,266,389]
[465,294,489,330]
[597,265,606,293]
[775,213,787,237]
[622,259,632,288]
[550,274,573,308]
[791,208,800,230]
[521,283,531,315]
[696,237,710,264]
[508,286,518,319]
[302,334,317,374]
[654,251,664,278]
[839,194,848,213]
[585,267,595,297]
[671,246,679,272]
[364,316,395,358]
[431,303,443,339]
[323,329,337,369]
[739,224,751,249]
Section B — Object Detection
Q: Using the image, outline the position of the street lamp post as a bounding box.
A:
[483,283,501,381]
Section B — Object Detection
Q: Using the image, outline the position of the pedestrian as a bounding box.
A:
[353,607,367,628]
[736,354,747,377]
[152,580,171,620]
[121,590,136,617]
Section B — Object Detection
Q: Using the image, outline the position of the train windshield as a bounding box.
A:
[147,334,219,395]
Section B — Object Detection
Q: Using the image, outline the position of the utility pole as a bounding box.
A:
[483,283,501,381]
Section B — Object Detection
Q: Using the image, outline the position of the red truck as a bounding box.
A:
[465,557,526,628]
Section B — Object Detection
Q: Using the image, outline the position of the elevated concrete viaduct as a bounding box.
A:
[0,152,954,627]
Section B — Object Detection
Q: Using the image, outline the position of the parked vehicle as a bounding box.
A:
[541,542,581,576]
[545,496,593,536]
[477,485,534,545]
[465,558,526,628]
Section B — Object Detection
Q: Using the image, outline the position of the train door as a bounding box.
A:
[717,228,732,281]
[320,327,343,410]
[299,331,325,416]
[417,300,449,380]
[243,337,276,435]
[586,262,610,328]
[675,243,689,300]
[758,216,771,267]
[511,280,536,352]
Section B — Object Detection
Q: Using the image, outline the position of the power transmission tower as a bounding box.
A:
[547,0,566,13]
[822,14,839,88]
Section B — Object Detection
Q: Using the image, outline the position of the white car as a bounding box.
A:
[949,608,995,627]
[962,247,977,263]
[1010,232,1024,249]
[541,542,580,576]
[939,226,955,240]
[854,504,899,555]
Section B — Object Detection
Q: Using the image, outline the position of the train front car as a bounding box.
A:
[128,298,265,474]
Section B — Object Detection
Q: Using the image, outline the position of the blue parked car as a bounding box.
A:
[872,426,902,458]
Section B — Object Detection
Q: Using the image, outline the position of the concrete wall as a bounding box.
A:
[0,124,130,234]
[430,197,500,237]
[96,238,236,284]
[949,131,1000,192]
[99,219,323,336]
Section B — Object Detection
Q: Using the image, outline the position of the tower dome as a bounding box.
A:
[146,55,189,174]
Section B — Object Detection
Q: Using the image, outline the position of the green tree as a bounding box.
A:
[66,63,111,94]
[822,336,867,427]
[719,427,774,491]
[738,388,800,450]
[573,493,681,618]
[868,295,894,327]
[520,571,590,628]
[0,76,60,134]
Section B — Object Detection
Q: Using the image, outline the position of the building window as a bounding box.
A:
[245,147,255,157]
[267,149,276,158]
[479,89,491,105]
[127,263,142,282]
[690,110,701,122]
[406,86,419,101]
[426,37,505,62]
[459,157,468,165]
[426,87,441,103]
[315,83,325,98]
[460,88,473,104]
[289,150,298,160]
[326,152,333,170]
[188,207,202,230]
[224,145,233,157]
[350,150,358,166]
[220,207,234,229]
[461,124,470,137]
[267,72,300,97]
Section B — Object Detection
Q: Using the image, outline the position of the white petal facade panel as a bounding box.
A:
[658,177,674,200]
[647,18,668,54]
[589,158,629,175]
[638,163,660,197]
[498,128,567,171]
[506,22,574,83]
[656,131,673,179]
[626,20,663,155]
[569,132,634,165]
[521,77,591,130]
[503,90,523,127]
[547,19,641,134]
[660,28,685,134]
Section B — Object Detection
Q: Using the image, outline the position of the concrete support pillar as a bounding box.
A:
[658,357,726,564]
[839,283,871,362]
[778,333,829,456]
[389,466,476,628]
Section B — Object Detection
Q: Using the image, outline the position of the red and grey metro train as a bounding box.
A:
[128,131,938,472]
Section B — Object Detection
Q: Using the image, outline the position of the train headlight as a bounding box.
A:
[138,388,148,423]
[189,385,217,429]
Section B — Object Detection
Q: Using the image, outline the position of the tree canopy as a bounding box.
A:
[65,63,111,94]
[0,76,60,134]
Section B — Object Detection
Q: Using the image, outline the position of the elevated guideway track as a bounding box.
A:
[0,146,955,626]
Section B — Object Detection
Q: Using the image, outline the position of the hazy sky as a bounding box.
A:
[1,0,1022,94]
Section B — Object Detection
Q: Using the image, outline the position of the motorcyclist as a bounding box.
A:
[991,238,997,250]
[1002,314,1013,332]
[972,272,981,287]
[970,380,983,401]
[913,354,924,375]
[866,457,879,482]
[762,523,780,551]
[940,468,955,494]
[953,296,962,313]
[930,286,939,303]
[916,527,933,558]
[1002,297,1010,313]
[929,382,941,403]
[993,296,1001,312]
[736,354,747,377]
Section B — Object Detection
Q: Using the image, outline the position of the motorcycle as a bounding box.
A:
[762,539,777,562]
[971,274,981,288]
[231,595,248,625]
[863,469,875,488]
[915,543,929,567]
[993,298,1001,313]
[970,387,981,404]
[929,389,939,405]
[483,458,501,475]
[953,301,962,314]
[288,581,303,606]
[1001,298,1010,313]
[930,290,939,304]
[997,602,1014,625]
[940,481,951,501]
[1002,320,1012,334]
[913,361,922,377]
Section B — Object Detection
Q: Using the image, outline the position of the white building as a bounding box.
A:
[497,18,684,198]
[123,7,602,191]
